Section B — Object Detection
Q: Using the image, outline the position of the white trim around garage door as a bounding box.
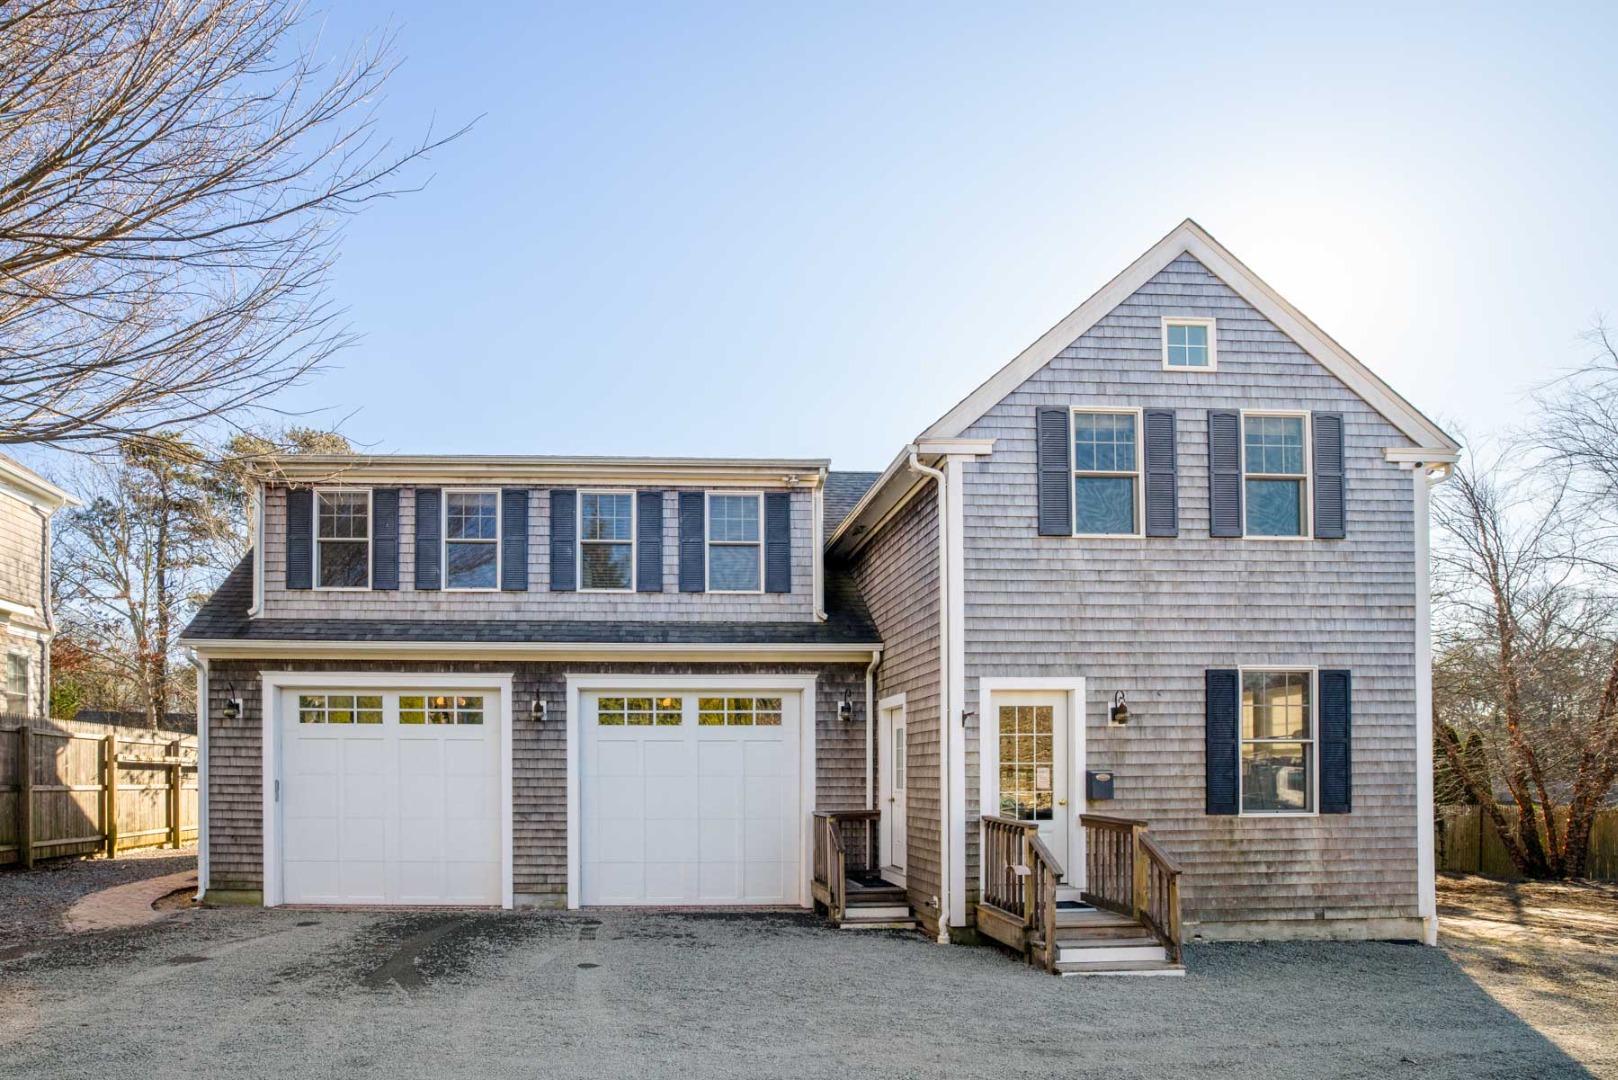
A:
[565,673,818,910]
[976,677,1087,892]
[260,670,515,909]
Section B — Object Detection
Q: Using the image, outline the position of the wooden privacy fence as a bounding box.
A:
[1436,804,1618,880]
[0,719,198,869]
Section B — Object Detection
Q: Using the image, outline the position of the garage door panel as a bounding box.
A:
[744,861,784,899]
[281,687,501,906]
[698,861,741,900]
[642,740,689,776]
[744,775,782,816]
[744,816,782,860]
[643,861,691,901]
[645,815,696,859]
[699,779,741,819]
[597,742,641,777]
[743,741,782,776]
[698,741,741,777]
[644,775,691,815]
[699,817,740,861]
[597,816,644,862]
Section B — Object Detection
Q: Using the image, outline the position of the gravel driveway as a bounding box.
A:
[0,903,1589,1080]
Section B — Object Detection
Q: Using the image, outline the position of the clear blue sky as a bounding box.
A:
[265,1,1616,469]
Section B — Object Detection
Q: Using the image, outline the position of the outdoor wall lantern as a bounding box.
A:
[531,697,547,724]
[1109,691,1131,726]
[838,691,855,723]
[221,695,242,720]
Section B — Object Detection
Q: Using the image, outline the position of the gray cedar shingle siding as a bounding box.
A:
[203,658,869,900]
[845,488,943,932]
[259,486,816,621]
[957,253,1421,935]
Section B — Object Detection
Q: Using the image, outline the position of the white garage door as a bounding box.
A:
[280,688,501,905]
[581,690,803,905]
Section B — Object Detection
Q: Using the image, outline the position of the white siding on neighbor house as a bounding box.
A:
[0,490,50,718]
[958,253,1422,936]
[259,485,817,622]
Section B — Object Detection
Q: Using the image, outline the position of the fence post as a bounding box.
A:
[18,723,33,870]
[168,758,182,848]
[103,733,118,858]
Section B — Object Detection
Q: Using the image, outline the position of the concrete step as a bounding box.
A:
[1054,935,1166,966]
[843,904,911,920]
[1056,958,1186,977]
[839,918,919,931]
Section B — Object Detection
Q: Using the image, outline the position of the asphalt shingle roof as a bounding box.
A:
[823,471,881,537]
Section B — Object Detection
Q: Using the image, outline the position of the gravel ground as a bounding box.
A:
[1438,873,1618,1079]
[0,846,196,951]
[0,903,1589,1080]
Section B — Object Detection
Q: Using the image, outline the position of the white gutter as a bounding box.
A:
[247,482,264,618]
[184,648,208,902]
[184,640,880,662]
[812,467,828,621]
[906,450,952,944]
[864,649,882,811]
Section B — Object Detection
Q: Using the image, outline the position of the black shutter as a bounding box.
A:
[372,488,400,590]
[501,489,529,591]
[1208,410,1243,538]
[550,489,576,592]
[414,488,442,590]
[1312,412,1346,540]
[1206,669,1240,815]
[1319,669,1353,814]
[764,491,791,593]
[678,491,706,593]
[285,488,313,590]
[1143,409,1178,537]
[1036,406,1072,536]
[636,490,664,593]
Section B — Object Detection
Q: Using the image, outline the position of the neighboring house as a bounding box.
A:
[0,454,77,719]
[181,220,1459,963]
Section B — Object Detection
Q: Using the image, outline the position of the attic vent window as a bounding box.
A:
[1162,318,1216,371]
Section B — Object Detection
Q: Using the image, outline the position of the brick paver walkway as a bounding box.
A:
[62,869,196,934]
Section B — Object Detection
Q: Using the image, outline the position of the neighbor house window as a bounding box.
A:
[315,489,370,588]
[445,490,500,589]
[399,693,484,725]
[1243,413,1309,536]
[707,493,761,591]
[1072,410,1139,535]
[6,654,28,715]
[579,492,634,590]
[1241,670,1314,813]
[1162,318,1215,370]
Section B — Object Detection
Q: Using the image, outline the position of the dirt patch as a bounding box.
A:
[1439,872,1618,1079]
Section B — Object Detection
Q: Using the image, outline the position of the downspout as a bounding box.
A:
[812,469,828,621]
[865,649,881,810]
[907,450,951,944]
[184,648,208,901]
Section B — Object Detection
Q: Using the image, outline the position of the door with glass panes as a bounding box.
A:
[991,692,1069,872]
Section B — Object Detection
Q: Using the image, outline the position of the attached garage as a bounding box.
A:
[268,676,511,907]
[573,677,813,907]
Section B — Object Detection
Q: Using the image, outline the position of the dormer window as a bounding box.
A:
[445,490,500,589]
[315,489,370,589]
[1162,318,1216,371]
[580,491,634,591]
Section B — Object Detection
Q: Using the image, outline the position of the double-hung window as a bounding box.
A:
[1240,669,1315,813]
[445,490,500,589]
[5,653,28,715]
[1162,317,1215,370]
[707,493,762,592]
[315,489,370,589]
[1243,413,1309,536]
[1072,410,1140,535]
[580,492,634,591]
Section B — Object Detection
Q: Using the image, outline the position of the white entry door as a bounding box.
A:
[581,690,802,905]
[990,691,1069,872]
[878,700,907,879]
[279,688,501,905]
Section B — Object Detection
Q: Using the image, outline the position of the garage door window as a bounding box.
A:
[698,696,782,726]
[298,694,382,724]
[399,693,485,726]
[596,696,682,726]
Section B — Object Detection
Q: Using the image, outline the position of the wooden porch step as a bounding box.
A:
[1053,907,1140,931]
[843,903,911,920]
[1055,958,1186,977]
[845,885,907,905]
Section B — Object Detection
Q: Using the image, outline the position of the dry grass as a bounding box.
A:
[1439,872,1618,1079]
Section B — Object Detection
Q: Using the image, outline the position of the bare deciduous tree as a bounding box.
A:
[0,0,466,446]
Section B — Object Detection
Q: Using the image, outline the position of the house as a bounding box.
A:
[0,453,78,719]
[181,221,1459,972]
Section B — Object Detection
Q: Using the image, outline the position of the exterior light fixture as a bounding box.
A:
[222,696,242,720]
[838,691,854,723]
[1110,691,1130,726]
[531,697,547,724]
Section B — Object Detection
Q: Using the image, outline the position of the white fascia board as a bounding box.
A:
[261,455,830,488]
[0,468,79,512]
[1384,447,1462,466]
[185,640,879,663]
[826,441,995,559]
[920,219,1460,455]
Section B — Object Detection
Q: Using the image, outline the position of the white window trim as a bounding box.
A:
[1240,409,1312,541]
[442,487,503,592]
[1069,406,1145,539]
[5,651,30,715]
[1237,665,1319,818]
[577,489,636,594]
[312,487,372,592]
[705,490,765,594]
[1161,316,1217,371]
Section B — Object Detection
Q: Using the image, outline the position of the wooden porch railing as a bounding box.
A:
[978,816,1062,972]
[1080,813,1183,963]
[811,810,879,925]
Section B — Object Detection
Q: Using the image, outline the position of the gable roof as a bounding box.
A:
[920,218,1460,455]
